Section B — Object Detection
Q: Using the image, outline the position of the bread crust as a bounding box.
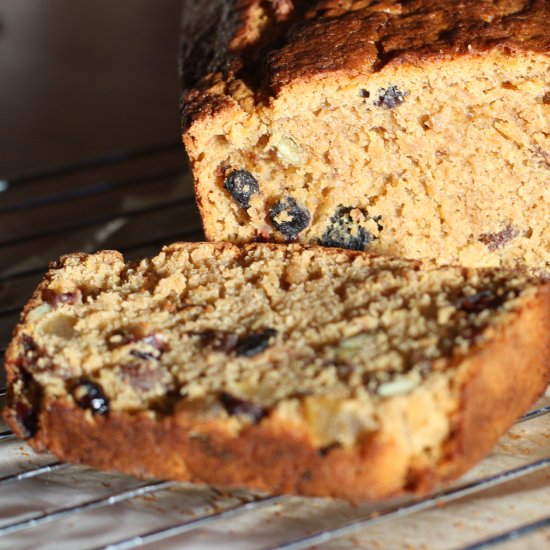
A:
[180,0,550,132]
[4,278,549,501]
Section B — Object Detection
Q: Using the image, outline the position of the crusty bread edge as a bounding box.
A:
[3,252,550,501]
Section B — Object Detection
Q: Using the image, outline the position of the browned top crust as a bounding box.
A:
[180,0,550,129]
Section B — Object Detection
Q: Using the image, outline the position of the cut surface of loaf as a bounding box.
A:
[4,242,550,500]
[181,0,549,271]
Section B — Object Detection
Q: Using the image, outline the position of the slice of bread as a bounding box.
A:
[4,243,550,500]
[181,1,549,270]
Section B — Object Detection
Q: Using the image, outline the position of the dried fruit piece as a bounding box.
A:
[223,169,260,208]
[375,86,405,109]
[479,226,519,251]
[269,197,311,237]
[236,329,277,357]
[320,206,382,251]
[219,392,267,423]
[72,379,110,415]
[455,290,504,314]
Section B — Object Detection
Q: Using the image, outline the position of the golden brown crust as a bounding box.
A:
[4,284,549,501]
[437,283,550,482]
[181,0,550,131]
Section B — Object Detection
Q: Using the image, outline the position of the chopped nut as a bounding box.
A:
[377,377,418,397]
[27,303,53,322]
[275,136,302,166]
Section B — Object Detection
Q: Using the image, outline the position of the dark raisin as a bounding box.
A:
[223,169,259,208]
[455,290,504,314]
[319,206,382,251]
[12,401,39,439]
[479,226,519,251]
[269,197,311,237]
[375,86,405,109]
[219,393,267,423]
[318,442,341,456]
[236,328,277,357]
[359,89,370,98]
[72,379,110,415]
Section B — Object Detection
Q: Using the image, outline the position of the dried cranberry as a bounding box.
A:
[455,290,504,314]
[236,329,277,357]
[224,169,260,208]
[219,393,267,423]
[72,379,110,415]
[269,197,311,237]
[375,86,405,109]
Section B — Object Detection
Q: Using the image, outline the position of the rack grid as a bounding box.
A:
[1,144,550,550]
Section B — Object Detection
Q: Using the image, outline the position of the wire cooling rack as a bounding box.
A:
[1,144,550,550]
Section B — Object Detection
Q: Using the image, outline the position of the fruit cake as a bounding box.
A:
[181,0,549,270]
[4,242,550,500]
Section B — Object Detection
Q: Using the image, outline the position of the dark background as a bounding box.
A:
[0,0,200,382]
[0,0,183,178]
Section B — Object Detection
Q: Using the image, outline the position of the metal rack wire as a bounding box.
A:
[1,144,550,550]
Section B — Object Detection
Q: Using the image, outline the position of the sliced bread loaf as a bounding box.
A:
[182,1,549,270]
[4,243,550,500]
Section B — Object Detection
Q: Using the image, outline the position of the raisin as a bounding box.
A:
[320,206,382,251]
[375,86,405,109]
[359,89,370,98]
[479,226,519,251]
[236,328,277,357]
[269,197,311,237]
[219,393,267,423]
[455,290,504,314]
[223,169,259,208]
[72,379,110,415]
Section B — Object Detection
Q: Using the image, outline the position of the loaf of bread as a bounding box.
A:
[4,243,549,500]
[181,0,549,271]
